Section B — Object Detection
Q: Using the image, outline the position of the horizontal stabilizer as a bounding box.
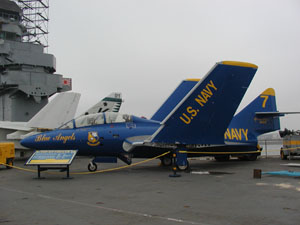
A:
[26,92,81,129]
[7,130,30,140]
[0,121,30,131]
[256,111,300,117]
[150,61,258,145]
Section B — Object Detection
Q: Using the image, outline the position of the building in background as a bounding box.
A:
[0,0,71,122]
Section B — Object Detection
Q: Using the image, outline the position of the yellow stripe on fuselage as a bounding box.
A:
[221,61,258,69]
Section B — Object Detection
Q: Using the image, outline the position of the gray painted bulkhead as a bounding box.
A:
[0,0,71,122]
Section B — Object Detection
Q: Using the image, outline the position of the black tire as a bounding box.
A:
[280,150,287,160]
[88,162,97,172]
[176,160,190,171]
[214,155,230,162]
[160,156,172,166]
[6,158,13,169]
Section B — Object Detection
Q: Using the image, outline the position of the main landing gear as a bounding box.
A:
[176,160,190,171]
[160,155,172,166]
[163,150,190,173]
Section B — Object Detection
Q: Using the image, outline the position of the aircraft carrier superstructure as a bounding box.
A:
[0,0,71,122]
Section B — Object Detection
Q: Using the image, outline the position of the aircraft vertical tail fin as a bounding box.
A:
[80,92,122,116]
[26,92,81,129]
[225,88,280,144]
[151,79,198,122]
[149,61,258,145]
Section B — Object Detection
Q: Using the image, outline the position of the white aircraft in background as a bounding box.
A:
[80,92,122,115]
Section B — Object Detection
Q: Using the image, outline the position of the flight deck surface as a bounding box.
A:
[0,156,299,225]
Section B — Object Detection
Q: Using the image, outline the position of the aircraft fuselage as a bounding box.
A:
[21,116,160,157]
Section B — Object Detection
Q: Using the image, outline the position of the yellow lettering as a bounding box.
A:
[53,133,76,144]
[35,134,50,142]
[260,95,269,108]
[201,91,211,102]
[195,95,207,107]
[224,129,231,140]
[187,106,197,117]
[180,113,191,124]
[203,87,212,96]
[203,88,213,96]
[225,128,249,141]
[194,80,217,107]
[231,128,238,140]
[207,80,217,91]
[235,128,242,140]
[242,129,248,141]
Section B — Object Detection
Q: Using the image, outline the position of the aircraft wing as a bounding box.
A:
[80,92,122,116]
[26,92,81,129]
[123,135,152,152]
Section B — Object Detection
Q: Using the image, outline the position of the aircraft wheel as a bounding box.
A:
[214,155,230,162]
[88,162,98,172]
[176,160,190,171]
[161,156,172,166]
[280,150,287,160]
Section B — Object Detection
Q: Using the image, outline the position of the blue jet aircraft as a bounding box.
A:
[21,61,258,171]
[153,78,296,163]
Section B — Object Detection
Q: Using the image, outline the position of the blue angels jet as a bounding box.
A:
[21,61,258,171]
[154,77,295,163]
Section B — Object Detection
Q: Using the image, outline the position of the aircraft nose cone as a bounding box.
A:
[20,136,35,148]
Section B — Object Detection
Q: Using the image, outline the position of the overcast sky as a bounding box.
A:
[48,0,300,130]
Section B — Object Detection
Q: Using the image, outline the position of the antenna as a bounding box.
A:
[14,0,49,49]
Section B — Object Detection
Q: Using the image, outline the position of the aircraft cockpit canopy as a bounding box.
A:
[59,112,132,129]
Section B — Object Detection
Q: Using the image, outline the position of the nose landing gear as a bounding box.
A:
[88,161,97,172]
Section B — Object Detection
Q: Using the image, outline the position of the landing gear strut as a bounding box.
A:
[169,149,190,177]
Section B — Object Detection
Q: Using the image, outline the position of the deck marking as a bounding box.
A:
[0,186,209,225]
